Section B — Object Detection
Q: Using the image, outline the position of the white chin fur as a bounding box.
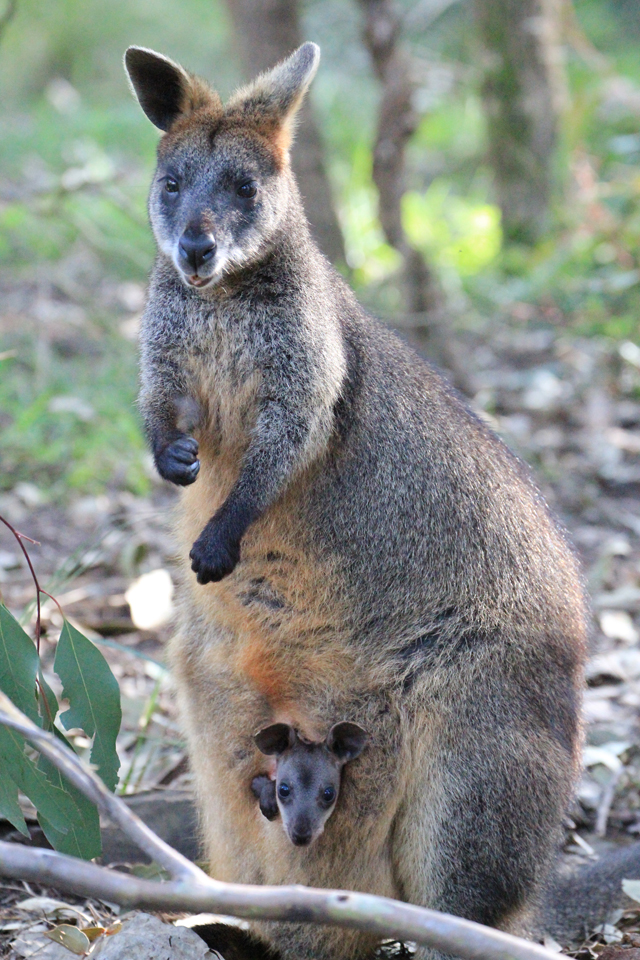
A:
[172,245,248,290]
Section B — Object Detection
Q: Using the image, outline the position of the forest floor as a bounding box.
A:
[2,281,640,957]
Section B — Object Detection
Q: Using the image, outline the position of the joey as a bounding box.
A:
[251,722,368,847]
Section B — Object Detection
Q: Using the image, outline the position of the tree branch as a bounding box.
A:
[0,840,559,960]
[0,692,203,884]
[0,694,560,960]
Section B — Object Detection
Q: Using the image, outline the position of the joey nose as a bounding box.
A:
[291,831,312,846]
[178,229,216,272]
[290,820,313,846]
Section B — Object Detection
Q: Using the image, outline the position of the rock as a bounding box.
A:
[11,914,218,959]
[91,913,216,958]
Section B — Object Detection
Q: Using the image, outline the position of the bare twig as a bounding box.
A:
[596,767,623,838]
[0,514,43,652]
[0,514,61,727]
[0,695,562,960]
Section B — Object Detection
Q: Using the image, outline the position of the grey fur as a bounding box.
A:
[126,43,640,960]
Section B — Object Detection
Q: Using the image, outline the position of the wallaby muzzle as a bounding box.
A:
[178,225,216,276]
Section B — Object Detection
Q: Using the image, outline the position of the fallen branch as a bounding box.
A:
[0,691,202,884]
[0,693,560,960]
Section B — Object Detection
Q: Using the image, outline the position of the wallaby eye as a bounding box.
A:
[323,786,336,804]
[278,783,291,799]
[164,178,179,194]
[237,180,257,200]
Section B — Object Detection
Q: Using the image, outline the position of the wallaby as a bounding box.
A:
[124,41,640,960]
[251,722,368,845]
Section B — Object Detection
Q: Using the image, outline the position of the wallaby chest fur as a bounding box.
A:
[126,42,590,960]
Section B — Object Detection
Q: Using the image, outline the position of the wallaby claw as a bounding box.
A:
[156,436,200,486]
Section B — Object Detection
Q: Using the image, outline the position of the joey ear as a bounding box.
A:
[254,723,296,756]
[124,46,221,131]
[326,722,368,763]
[226,42,320,149]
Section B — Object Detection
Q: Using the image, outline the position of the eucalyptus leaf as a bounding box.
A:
[37,753,101,860]
[55,620,121,791]
[0,768,29,837]
[45,924,91,955]
[0,603,40,723]
[0,726,77,834]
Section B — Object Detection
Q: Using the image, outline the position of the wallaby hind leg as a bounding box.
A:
[392,703,573,958]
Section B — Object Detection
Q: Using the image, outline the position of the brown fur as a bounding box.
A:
[121,41,628,960]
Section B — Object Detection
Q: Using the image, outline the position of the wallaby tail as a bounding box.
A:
[543,844,640,943]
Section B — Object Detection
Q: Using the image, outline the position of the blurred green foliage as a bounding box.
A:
[0,0,639,496]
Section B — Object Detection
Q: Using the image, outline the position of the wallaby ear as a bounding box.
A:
[124,46,221,131]
[254,723,296,756]
[226,42,320,149]
[326,722,368,763]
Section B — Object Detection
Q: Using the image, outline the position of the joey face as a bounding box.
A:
[254,721,368,847]
[275,749,341,846]
[150,126,290,291]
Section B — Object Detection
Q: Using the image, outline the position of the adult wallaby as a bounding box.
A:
[124,41,638,960]
[251,721,368,845]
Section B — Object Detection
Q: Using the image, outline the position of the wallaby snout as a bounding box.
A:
[178,225,216,278]
[290,817,313,847]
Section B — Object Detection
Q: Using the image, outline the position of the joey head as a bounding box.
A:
[251,722,368,847]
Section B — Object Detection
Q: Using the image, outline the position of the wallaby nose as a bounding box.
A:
[291,830,312,846]
[178,228,216,273]
[290,819,313,846]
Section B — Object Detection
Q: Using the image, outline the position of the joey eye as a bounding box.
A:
[278,783,291,799]
[323,786,336,804]
[164,178,179,194]
[237,180,257,200]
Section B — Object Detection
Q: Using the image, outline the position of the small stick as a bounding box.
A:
[596,767,623,838]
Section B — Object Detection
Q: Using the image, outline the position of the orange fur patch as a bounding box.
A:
[237,638,292,704]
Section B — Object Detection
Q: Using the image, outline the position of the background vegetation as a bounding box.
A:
[1,0,639,496]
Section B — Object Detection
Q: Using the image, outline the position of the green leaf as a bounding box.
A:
[0,604,40,723]
[0,608,101,858]
[0,726,76,834]
[45,924,91,955]
[0,769,29,837]
[37,754,101,860]
[55,620,121,791]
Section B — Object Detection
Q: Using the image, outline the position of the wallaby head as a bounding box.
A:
[254,722,368,847]
[124,42,319,291]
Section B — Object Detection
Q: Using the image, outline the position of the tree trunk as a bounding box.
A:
[358,0,443,315]
[223,0,346,265]
[475,0,567,244]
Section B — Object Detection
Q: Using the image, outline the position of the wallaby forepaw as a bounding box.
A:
[189,527,240,584]
[155,436,200,486]
[251,776,279,821]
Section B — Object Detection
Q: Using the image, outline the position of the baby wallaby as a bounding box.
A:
[251,722,368,847]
